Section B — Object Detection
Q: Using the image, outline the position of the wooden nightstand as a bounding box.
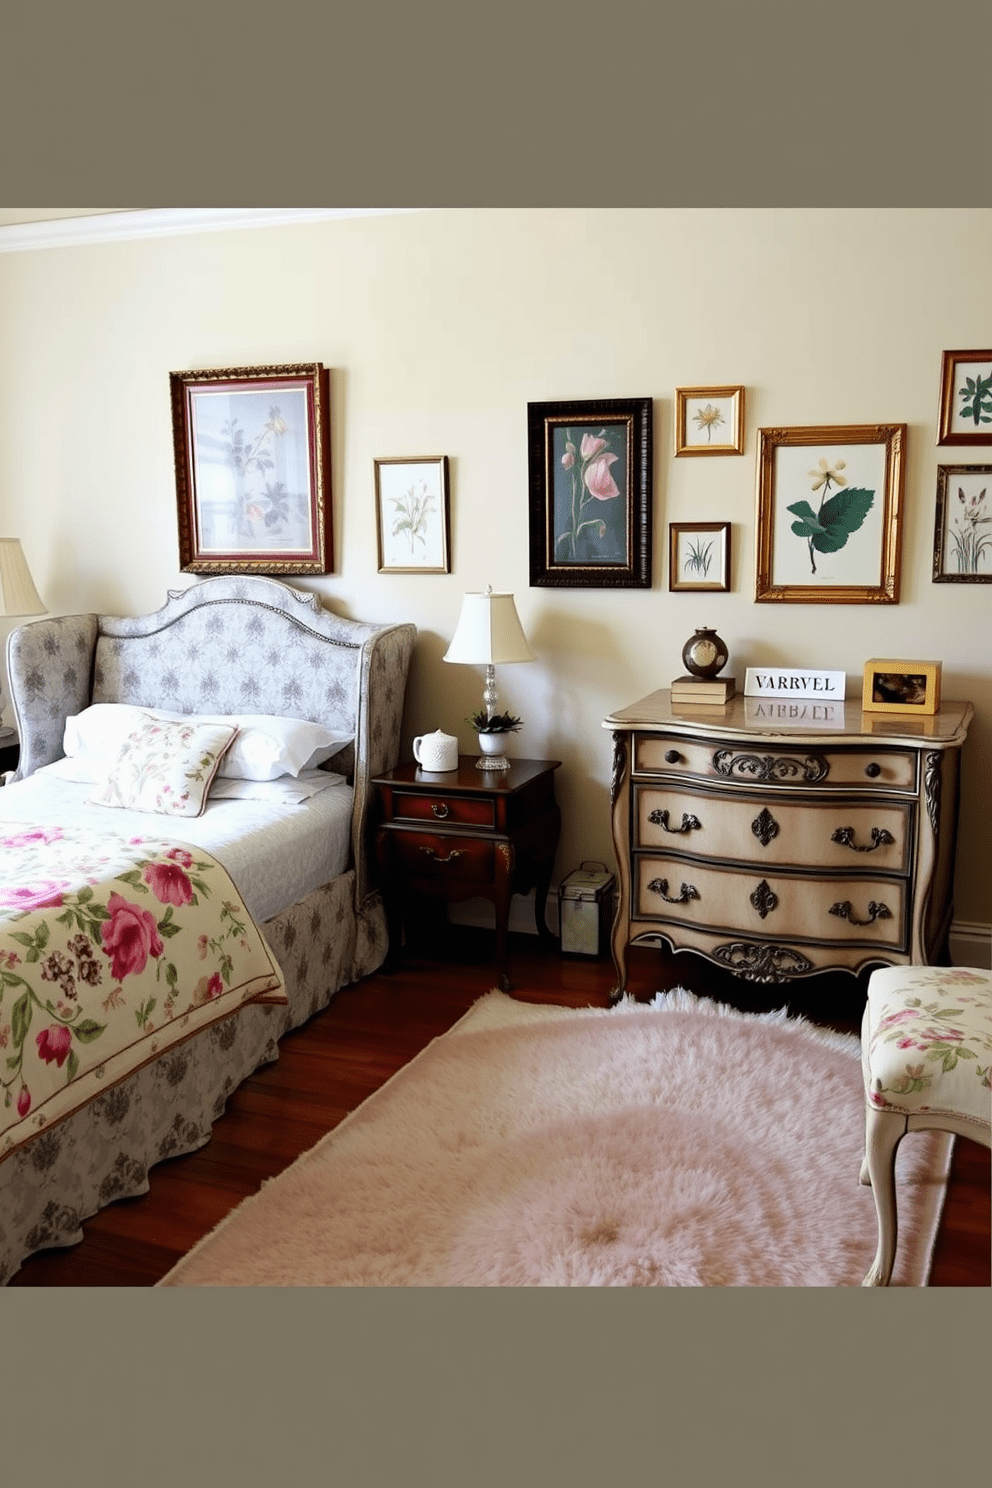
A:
[372,756,562,990]
[0,727,18,779]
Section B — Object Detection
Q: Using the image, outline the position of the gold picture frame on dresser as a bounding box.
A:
[602,689,972,1002]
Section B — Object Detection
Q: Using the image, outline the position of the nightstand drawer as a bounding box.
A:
[390,830,496,883]
[391,792,496,829]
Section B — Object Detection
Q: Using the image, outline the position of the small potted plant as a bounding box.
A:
[467,709,521,771]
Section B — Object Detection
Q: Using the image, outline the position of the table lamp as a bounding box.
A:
[443,585,535,769]
[1,538,47,726]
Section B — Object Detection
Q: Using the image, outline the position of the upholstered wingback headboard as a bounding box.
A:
[6,575,416,906]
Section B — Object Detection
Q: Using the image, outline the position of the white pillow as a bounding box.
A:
[207,770,346,803]
[63,704,351,781]
[87,716,239,817]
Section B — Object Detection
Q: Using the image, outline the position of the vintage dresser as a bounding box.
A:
[602,690,973,999]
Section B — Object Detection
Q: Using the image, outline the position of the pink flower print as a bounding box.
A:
[1,826,64,850]
[166,847,194,869]
[580,434,607,459]
[17,1086,31,1118]
[561,450,575,469]
[144,861,194,907]
[193,971,225,1006]
[36,1024,73,1068]
[879,1009,919,1027]
[197,934,209,960]
[101,893,164,981]
[584,452,620,501]
[0,880,67,912]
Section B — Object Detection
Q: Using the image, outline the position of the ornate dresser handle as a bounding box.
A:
[420,846,463,863]
[430,803,450,818]
[647,808,701,835]
[647,878,700,906]
[828,900,892,927]
[750,880,778,919]
[831,826,895,853]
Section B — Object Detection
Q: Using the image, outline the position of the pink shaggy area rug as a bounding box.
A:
[158,989,952,1287]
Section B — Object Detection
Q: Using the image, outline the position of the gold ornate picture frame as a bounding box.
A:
[675,385,745,456]
[754,423,906,604]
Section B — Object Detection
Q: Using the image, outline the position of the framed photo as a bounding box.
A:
[862,659,942,716]
[669,521,731,591]
[933,464,992,582]
[675,385,745,456]
[170,363,331,574]
[754,423,906,604]
[527,397,653,588]
[374,456,450,573]
[937,349,992,446]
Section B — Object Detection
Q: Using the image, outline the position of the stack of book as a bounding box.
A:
[669,674,737,705]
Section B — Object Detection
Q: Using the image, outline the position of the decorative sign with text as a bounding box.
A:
[744,667,846,701]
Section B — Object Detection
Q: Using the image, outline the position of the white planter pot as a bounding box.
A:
[476,731,512,770]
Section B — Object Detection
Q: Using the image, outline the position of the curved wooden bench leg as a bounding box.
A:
[861,1106,908,1287]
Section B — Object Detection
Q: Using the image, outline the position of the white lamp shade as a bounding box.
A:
[0,539,46,616]
[443,589,535,665]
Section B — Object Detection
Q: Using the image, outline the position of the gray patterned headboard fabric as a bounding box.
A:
[6,575,416,906]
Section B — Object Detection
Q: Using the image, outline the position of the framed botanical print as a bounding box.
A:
[932,464,991,582]
[754,423,906,604]
[170,363,331,574]
[674,385,745,456]
[937,349,992,446]
[374,456,451,573]
[527,397,653,588]
[669,522,731,591]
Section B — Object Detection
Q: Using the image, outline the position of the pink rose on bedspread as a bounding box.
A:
[165,847,194,868]
[36,1024,73,1068]
[101,893,164,981]
[17,1085,31,1117]
[0,880,67,912]
[144,861,194,907]
[192,972,225,1006]
[1,826,64,850]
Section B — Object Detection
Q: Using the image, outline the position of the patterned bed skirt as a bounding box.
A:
[0,871,387,1284]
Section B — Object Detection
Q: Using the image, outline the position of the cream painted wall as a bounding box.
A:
[1,207,989,936]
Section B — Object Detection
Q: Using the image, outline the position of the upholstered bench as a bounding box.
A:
[860,965,992,1286]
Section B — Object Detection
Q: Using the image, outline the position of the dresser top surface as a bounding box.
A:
[603,689,973,748]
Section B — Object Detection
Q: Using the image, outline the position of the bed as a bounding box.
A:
[0,574,415,1282]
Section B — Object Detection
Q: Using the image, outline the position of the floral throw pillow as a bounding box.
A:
[88,716,239,818]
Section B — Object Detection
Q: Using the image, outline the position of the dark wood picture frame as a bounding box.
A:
[669,521,732,591]
[171,362,332,575]
[527,397,653,588]
[937,349,992,446]
[932,464,992,582]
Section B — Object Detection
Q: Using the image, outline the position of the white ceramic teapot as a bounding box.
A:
[412,729,458,772]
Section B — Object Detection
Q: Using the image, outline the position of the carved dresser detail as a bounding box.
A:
[602,690,973,1001]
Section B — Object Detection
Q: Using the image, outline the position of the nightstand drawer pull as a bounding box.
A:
[420,846,464,863]
[664,749,682,764]
[828,899,892,927]
[646,877,700,906]
[430,803,450,818]
[647,808,702,835]
[830,826,896,853]
[864,762,882,778]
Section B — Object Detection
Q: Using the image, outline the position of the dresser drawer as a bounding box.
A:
[391,792,496,829]
[633,854,907,949]
[635,784,913,875]
[390,830,496,883]
[634,736,919,792]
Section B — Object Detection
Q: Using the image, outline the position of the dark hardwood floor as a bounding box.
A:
[8,927,990,1287]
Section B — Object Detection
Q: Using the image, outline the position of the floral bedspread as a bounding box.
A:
[0,820,286,1160]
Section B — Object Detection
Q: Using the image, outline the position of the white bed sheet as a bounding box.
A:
[0,770,354,925]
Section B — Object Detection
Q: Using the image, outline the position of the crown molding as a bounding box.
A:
[0,206,427,253]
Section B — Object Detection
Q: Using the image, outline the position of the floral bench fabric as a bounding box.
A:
[862,965,992,1131]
